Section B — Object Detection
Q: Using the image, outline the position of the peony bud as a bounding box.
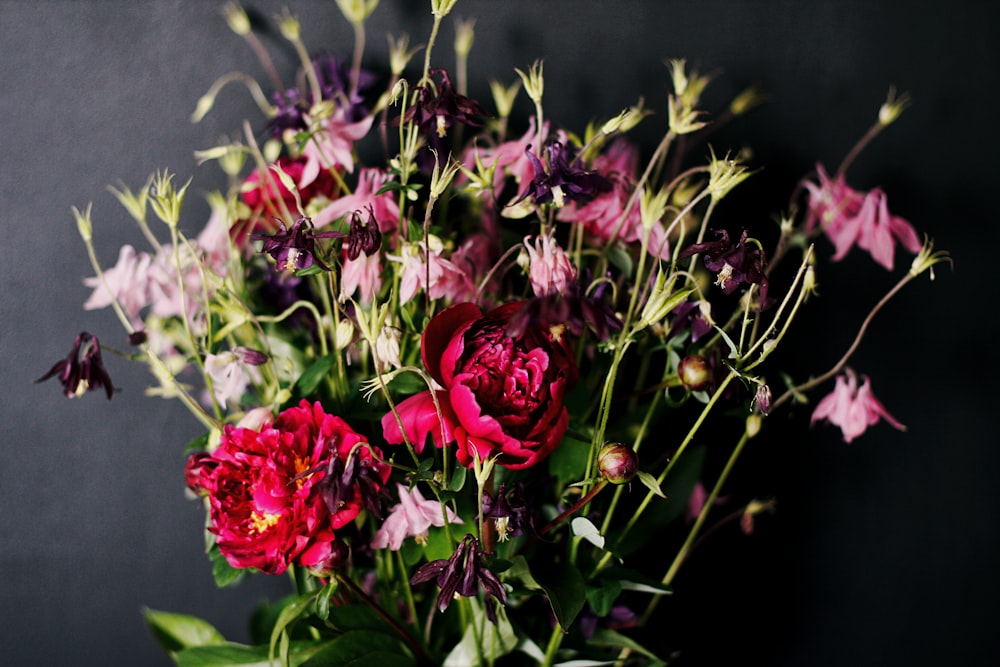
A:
[598,443,639,485]
[678,355,711,391]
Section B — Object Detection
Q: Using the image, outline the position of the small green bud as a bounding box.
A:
[515,60,544,106]
[879,86,911,126]
[222,2,251,36]
[72,204,93,242]
[454,17,475,58]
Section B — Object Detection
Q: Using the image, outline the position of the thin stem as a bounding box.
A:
[772,267,914,412]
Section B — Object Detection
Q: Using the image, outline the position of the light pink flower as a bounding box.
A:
[370,483,462,551]
[804,164,922,271]
[811,369,906,443]
[313,167,400,232]
[523,233,576,297]
[204,349,263,409]
[299,109,373,184]
[340,250,383,305]
[394,239,476,304]
[83,245,153,324]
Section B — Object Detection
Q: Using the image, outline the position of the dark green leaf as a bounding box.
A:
[547,433,592,489]
[292,354,337,398]
[532,560,587,631]
[585,579,622,618]
[183,431,210,454]
[299,631,415,667]
[210,546,245,588]
[588,628,668,665]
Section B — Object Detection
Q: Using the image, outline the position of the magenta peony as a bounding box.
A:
[382,302,578,470]
[186,400,389,575]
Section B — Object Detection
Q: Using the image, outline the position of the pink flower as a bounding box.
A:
[313,167,399,233]
[299,109,373,183]
[340,250,383,305]
[522,233,576,297]
[185,400,390,574]
[393,239,477,304]
[382,302,578,470]
[203,349,263,409]
[804,164,922,271]
[370,483,462,551]
[83,245,153,325]
[810,369,906,443]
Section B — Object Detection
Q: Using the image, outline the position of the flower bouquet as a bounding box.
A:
[44,1,949,665]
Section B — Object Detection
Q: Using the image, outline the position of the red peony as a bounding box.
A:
[186,400,389,575]
[382,302,578,470]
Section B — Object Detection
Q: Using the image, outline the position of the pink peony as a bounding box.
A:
[382,302,578,470]
[186,400,389,574]
[810,369,906,443]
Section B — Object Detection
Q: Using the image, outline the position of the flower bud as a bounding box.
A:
[598,442,639,485]
[307,538,352,577]
[678,355,711,391]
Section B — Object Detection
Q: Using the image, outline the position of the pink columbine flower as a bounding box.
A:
[83,245,153,325]
[810,369,906,443]
[299,109,374,185]
[393,238,476,304]
[522,233,577,297]
[804,164,922,271]
[370,483,462,551]
[204,348,264,409]
[313,167,400,232]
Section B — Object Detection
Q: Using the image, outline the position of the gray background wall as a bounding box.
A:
[2,1,996,664]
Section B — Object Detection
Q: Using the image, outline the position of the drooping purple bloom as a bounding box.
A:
[410,534,507,624]
[679,229,770,306]
[346,206,382,261]
[315,445,390,521]
[517,141,612,208]
[252,216,343,273]
[481,482,534,542]
[36,332,114,399]
[400,68,487,168]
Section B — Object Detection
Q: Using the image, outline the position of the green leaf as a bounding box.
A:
[547,432,592,489]
[143,608,226,653]
[175,641,331,667]
[298,630,415,667]
[292,354,337,399]
[636,470,666,498]
[532,559,587,631]
[269,592,319,665]
[585,579,622,618]
[442,598,517,666]
[605,243,635,277]
[183,431,210,454]
[210,545,245,588]
[588,628,668,665]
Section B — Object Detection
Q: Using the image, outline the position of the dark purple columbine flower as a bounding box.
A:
[270,54,376,138]
[36,331,114,399]
[679,229,770,306]
[517,141,612,208]
[252,216,343,273]
[667,299,714,343]
[315,445,389,521]
[481,482,534,542]
[346,206,382,261]
[506,275,623,341]
[410,534,507,624]
[403,68,486,141]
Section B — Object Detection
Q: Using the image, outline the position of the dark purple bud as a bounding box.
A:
[597,442,639,485]
[754,383,772,415]
[234,346,268,366]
